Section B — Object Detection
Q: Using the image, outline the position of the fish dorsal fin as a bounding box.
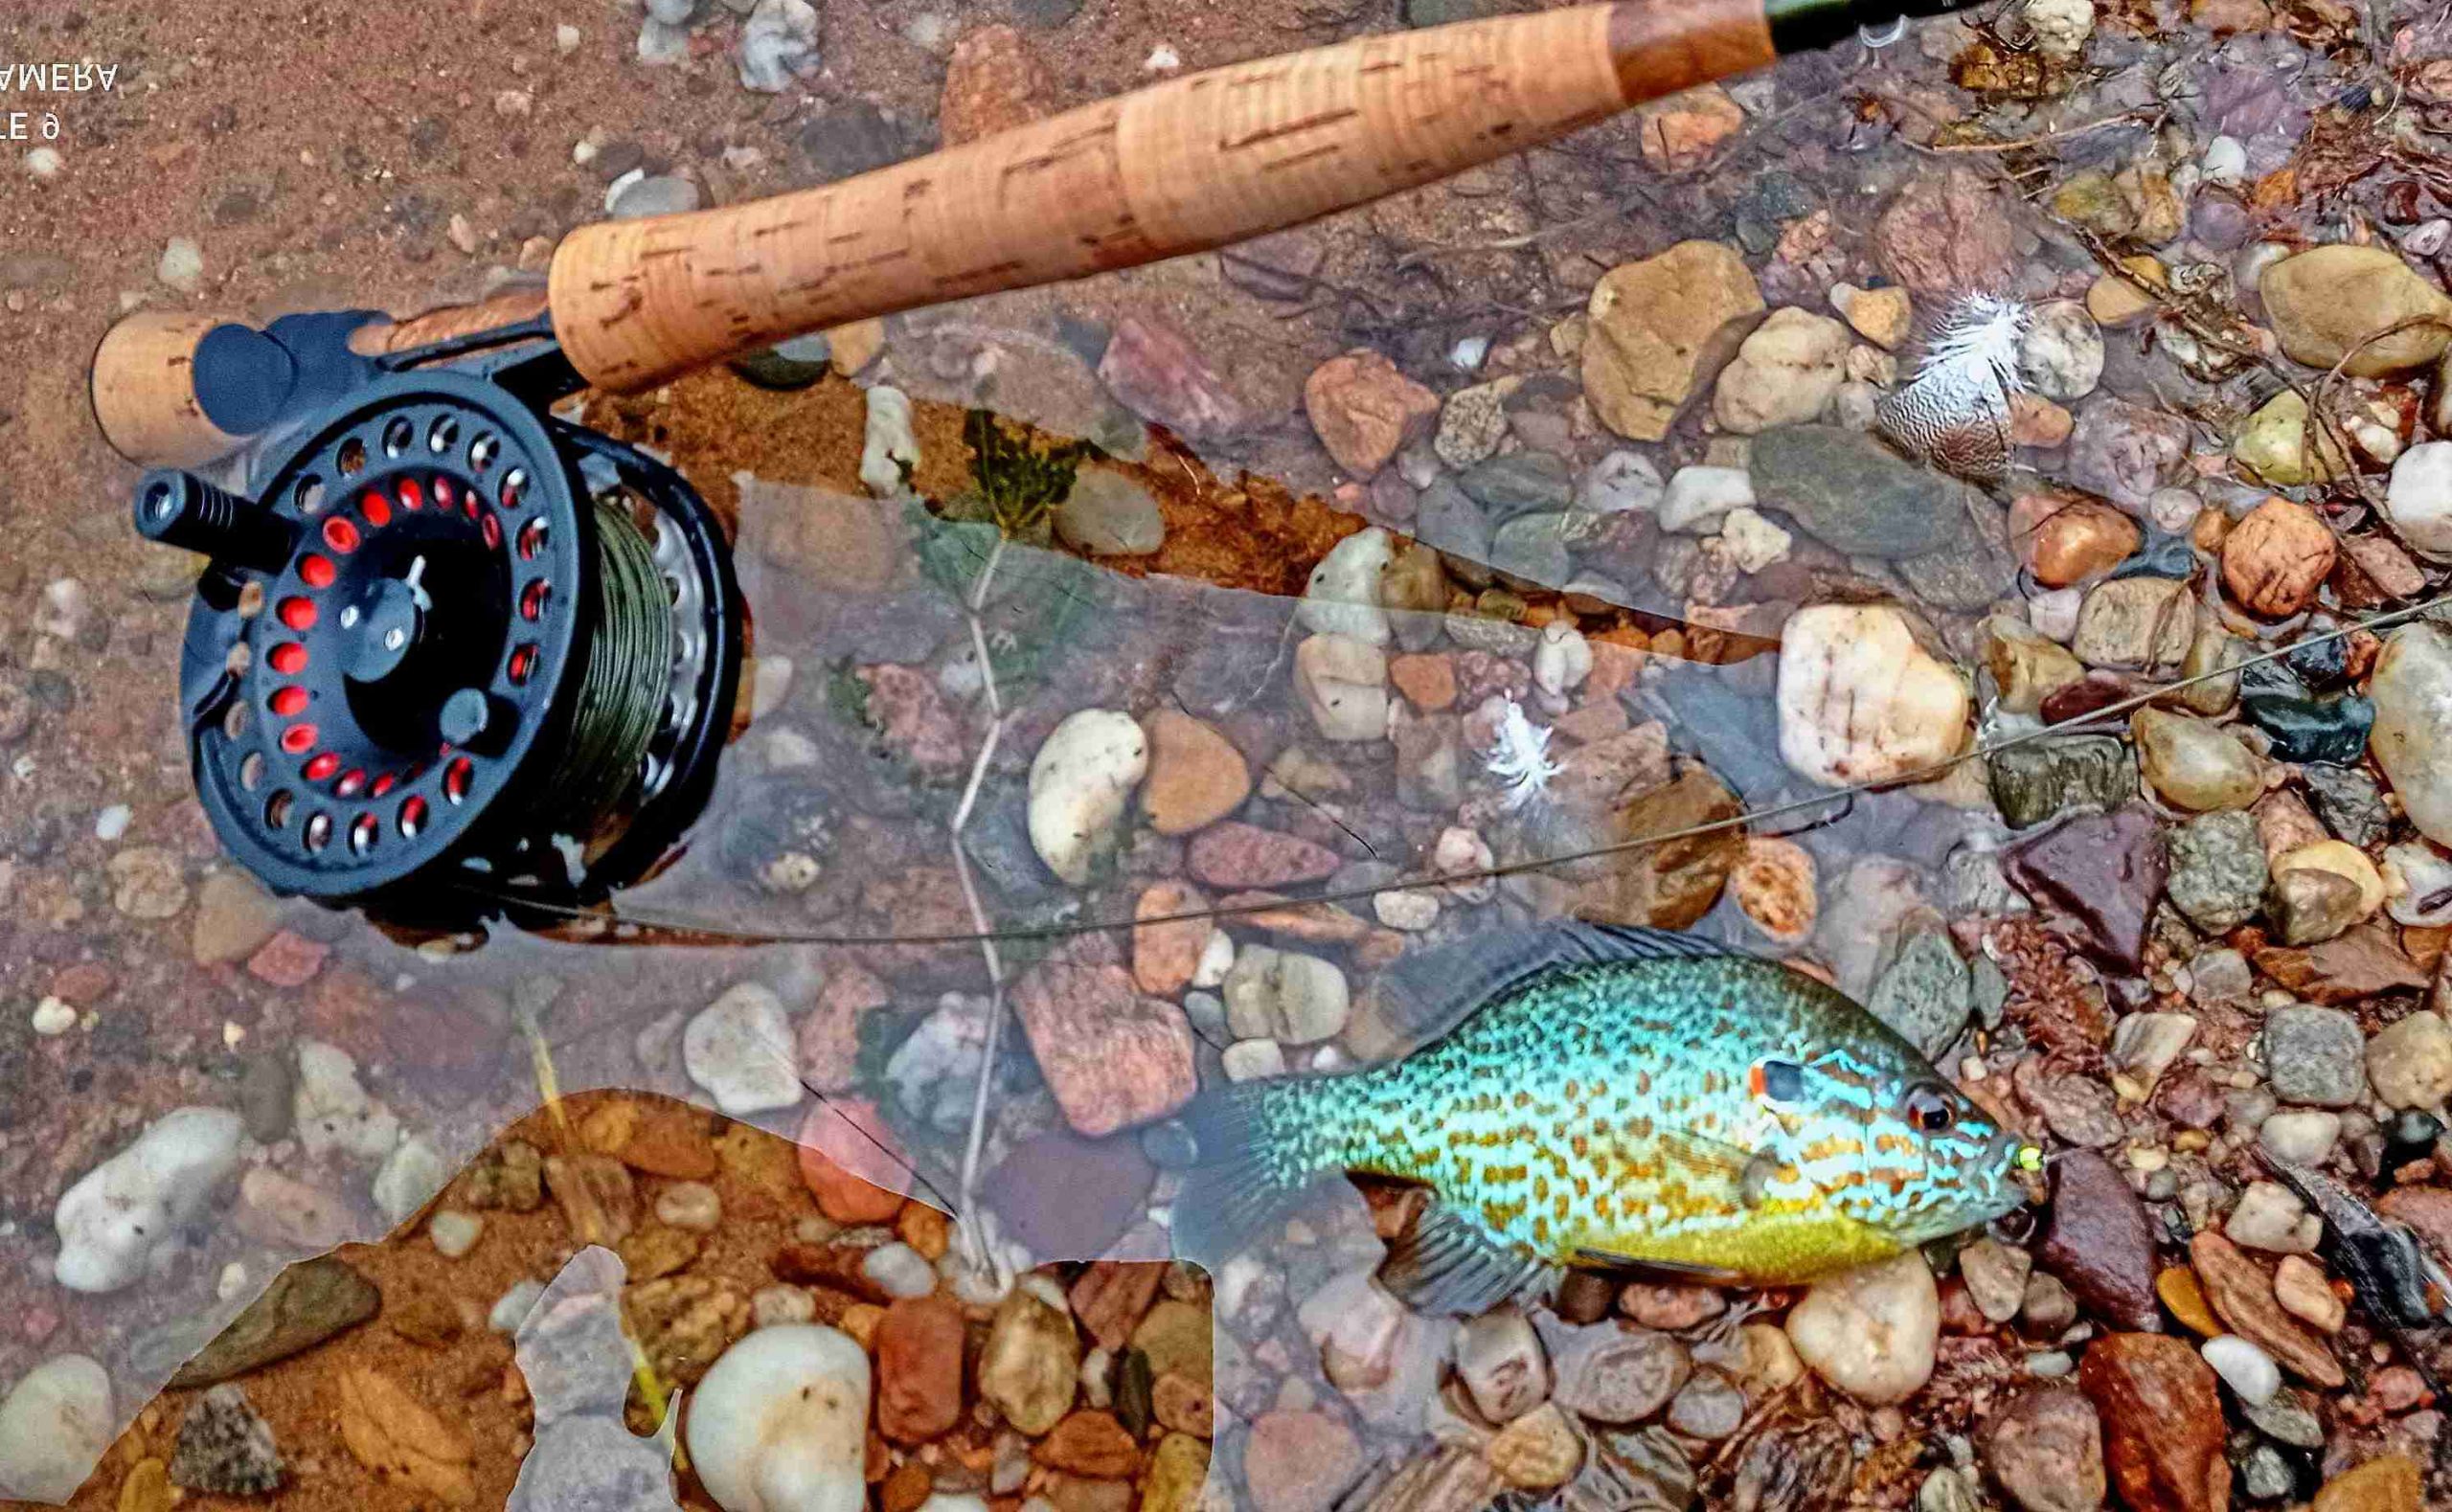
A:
[1376,1201,1558,1318]
[1361,921,1750,1059]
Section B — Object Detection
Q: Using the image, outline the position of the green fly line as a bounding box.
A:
[544,500,676,835]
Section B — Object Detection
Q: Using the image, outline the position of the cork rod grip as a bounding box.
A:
[547,0,1773,393]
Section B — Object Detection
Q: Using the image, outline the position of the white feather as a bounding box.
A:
[1913,293,2031,409]
[1487,700,1561,812]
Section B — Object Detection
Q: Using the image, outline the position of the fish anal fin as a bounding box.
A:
[1376,1203,1557,1319]
[1570,1248,1748,1287]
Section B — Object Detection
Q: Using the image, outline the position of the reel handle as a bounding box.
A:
[547,0,1768,393]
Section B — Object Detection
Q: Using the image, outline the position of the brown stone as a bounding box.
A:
[2077,1334,2229,1512]
[2188,1231,2346,1387]
[1304,349,1438,477]
[1388,652,1458,711]
[876,1295,966,1443]
[1186,822,1340,890]
[2037,1150,2163,1333]
[1140,711,1251,836]
[582,1096,717,1180]
[939,24,1055,146]
[2154,1268,2222,1337]
[1035,1410,1142,1478]
[336,1367,475,1506]
[794,1099,911,1224]
[2009,392,2076,447]
[1875,167,2019,300]
[2313,1456,2423,1512]
[1243,1410,1362,1512]
[1151,1370,1215,1437]
[1980,1387,2107,1512]
[1071,1260,1166,1352]
[1581,241,1764,442]
[1131,882,1211,997]
[2016,495,2141,587]
[1565,765,1742,931]
[1629,83,1745,170]
[2222,498,2338,618]
[1013,936,1198,1137]
[798,961,895,1095]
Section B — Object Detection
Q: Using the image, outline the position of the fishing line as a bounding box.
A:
[452,587,2452,948]
[546,501,677,832]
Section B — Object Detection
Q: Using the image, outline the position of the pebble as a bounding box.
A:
[1532,621,1591,696]
[2223,1182,2322,1254]
[1551,1324,1690,1423]
[1578,450,1665,515]
[1776,605,1969,786]
[30,998,75,1035]
[170,1256,381,1386]
[689,1325,870,1512]
[2200,1335,2281,1405]
[607,173,701,220]
[2367,1010,2452,1109]
[2385,440,2452,559]
[2272,1254,2344,1333]
[860,385,921,501]
[1749,424,1970,558]
[1455,1308,1549,1423]
[1304,350,1438,477]
[2166,812,2266,931]
[158,237,204,292]
[492,1279,549,1333]
[54,1106,246,1293]
[373,1136,449,1226]
[1300,527,1396,644]
[1222,945,1350,1045]
[1784,1252,1940,1405]
[108,846,189,919]
[0,1354,112,1501]
[1055,471,1166,556]
[2258,1110,2341,1164]
[1028,710,1150,885]
[2259,244,2452,374]
[2312,1456,2424,1512]
[2264,1004,2368,1107]
[2077,1334,2229,1512]
[2371,624,2452,847]
[979,1287,1079,1436]
[1099,314,1248,443]
[1243,1410,1362,1512]
[1486,1402,1582,1489]
[2221,498,2336,618]
[2131,707,2261,812]
[1730,836,1817,946]
[2018,301,2104,400]
[1831,282,1912,349]
[1711,307,1850,434]
[685,983,804,1117]
[737,0,820,92]
[169,1383,284,1495]
[1979,1387,2105,1512]
[429,1211,484,1258]
[1581,240,1764,440]
[2066,397,2190,511]
[2036,1150,2162,1332]
[1658,464,1754,533]
[1292,634,1390,743]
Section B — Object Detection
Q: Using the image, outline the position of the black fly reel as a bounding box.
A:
[133,366,741,922]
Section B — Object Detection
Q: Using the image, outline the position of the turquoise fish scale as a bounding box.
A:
[1237,955,2010,1283]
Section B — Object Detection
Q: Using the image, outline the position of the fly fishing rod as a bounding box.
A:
[93,0,1978,923]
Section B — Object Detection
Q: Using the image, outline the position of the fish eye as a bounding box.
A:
[1904,1084,1956,1133]
[1749,1058,1805,1105]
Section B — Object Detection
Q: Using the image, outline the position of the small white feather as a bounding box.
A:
[1487,700,1561,812]
[1914,293,2031,406]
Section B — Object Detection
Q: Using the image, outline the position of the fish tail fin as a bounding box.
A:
[1163,1080,1326,1269]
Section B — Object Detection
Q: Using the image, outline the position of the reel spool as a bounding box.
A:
[133,367,740,921]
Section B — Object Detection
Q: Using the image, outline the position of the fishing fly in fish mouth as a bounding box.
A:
[1153,921,2043,1316]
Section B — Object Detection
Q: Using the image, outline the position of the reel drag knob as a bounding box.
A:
[134,469,297,574]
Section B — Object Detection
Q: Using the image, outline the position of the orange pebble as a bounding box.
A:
[795,1099,909,1224]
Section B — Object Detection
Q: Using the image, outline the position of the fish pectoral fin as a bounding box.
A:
[1376,1202,1557,1319]
[1570,1248,1749,1287]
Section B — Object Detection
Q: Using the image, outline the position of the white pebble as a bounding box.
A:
[1658,465,1755,533]
[1144,44,1181,70]
[1301,527,1396,645]
[429,1210,485,1258]
[53,1107,246,1294]
[491,1278,549,1332]
[690,1325,871,1512]
[860,384,921,500]
[1373,888,1441,932]
[23,147,62,179]
[753,1285,819,1328]
[2203,1335,2282,1405]
[1532,621,1592,697]
[2029,587,2083,643]
[30,998,76,1037]
[1718,508,1793,574]
[685,982,805,1116]
[862,1242,938,1299]
[657,1182,723,1231]
[1222,1039,1287,1082]
[157,238,205,293]
[1026,710,1149,886]
[2200,136,2247,187]
[216,1261,251,1303]
[93,805,130,842]
[1192,929,1236,988]
[555,22,582,52]
[0,1355,112,1502]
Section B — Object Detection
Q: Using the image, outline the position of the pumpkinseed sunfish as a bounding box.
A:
[1159,922,2037,1316]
